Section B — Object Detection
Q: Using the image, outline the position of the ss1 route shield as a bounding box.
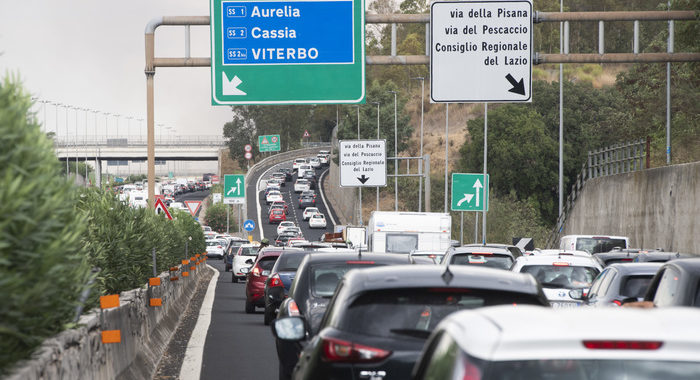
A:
[210,0,366,105]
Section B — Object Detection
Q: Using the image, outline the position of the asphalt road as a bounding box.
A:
[248,161,338,243]
[200,258,278,380]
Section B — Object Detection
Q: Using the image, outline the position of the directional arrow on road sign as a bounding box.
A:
[506,74,526,96]
[357,175,370,184]
[224,174,245,204]
[222,73,247,96]
[226,177,242,196]
[473,178,483,207]
[243,219,256,232]
[451,173,489,212]
[457,193,474,207]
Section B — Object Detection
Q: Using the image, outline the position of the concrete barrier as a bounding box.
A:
[323,159,357,225]
[6,265,210,380]
[562,161,700,253]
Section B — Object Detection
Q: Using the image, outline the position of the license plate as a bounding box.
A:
[552,302,581,308]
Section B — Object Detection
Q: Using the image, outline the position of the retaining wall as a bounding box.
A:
[6,264,210,380]
[562,161,700,253]
[324,159,357,225]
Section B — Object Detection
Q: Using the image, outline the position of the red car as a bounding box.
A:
[269,208,286,224]
[270,200,289,215]
[243,249,282,313]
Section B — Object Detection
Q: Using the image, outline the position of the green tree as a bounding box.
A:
[460,104,558,222]
[0,76,91,374]
[204,203,232,233]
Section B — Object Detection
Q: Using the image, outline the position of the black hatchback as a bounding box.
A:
[273,265,549,380]
[273,252,414,380]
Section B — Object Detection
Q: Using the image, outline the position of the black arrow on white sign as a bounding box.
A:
[357,175,370,184]
[505,74,526,96]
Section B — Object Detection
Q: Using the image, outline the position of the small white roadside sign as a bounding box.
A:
[431,0,533,103]
[339,140,387,187]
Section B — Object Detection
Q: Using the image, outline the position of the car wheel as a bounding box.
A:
[245,299,255,314]
[264,306,275,325]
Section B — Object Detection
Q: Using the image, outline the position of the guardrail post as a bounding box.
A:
[645,136,651,169]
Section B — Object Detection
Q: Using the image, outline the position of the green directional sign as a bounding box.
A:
[258,134,281,152]
[210,0,365,105]
[224,174,245,204]
[451,173,489,212]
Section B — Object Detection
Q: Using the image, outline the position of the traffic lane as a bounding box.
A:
[259,165,332,243]
[199,259,278,380]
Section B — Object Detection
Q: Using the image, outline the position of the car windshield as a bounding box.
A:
[305,208,318,213]
[620,275,655,298]
[238,247,258,256]
[480,359,700,380]
[450,253,513,270]
[520,265,600,289]
[311,263,380,297]
[576,238,627,254]
[274,253,307,272]
[340,288,544,339]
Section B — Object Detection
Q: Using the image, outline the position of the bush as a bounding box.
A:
[0,76,91,374]
[204,203,233,233]
[77,189,206,295]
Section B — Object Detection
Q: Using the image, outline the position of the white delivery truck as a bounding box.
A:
[367,212,452,253]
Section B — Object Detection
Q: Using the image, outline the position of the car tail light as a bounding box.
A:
[611,300,623,306]
[217,246,222,249]
[583,340,662,350]
[252,266,261,277]
[287,299,300,316]
[552,262,570,266]
[620,258,634,262]
[269,273,284,288]
[322,337,391,363]
[346,260,375,264]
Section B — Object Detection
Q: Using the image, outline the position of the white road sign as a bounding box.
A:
[431,0,533,103]
[339,140,387,187]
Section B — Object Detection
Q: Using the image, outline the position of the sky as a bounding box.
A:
[0,0,232,139]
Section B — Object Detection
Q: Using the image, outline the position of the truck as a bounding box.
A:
[366,211,452,254]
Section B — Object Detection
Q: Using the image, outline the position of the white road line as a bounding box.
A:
[178,265,220,380]
[318,168,337,227]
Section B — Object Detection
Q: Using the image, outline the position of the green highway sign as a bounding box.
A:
[224,174,245,204]
[258,134,281,152]
[451,173,489,212]
[209,0,366,105]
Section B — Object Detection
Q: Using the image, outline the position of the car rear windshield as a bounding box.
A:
[206,241,222,247]
[258,257,278,271]
[238,247,258,256]
[275,253,307,272]
[450,253,513,270]
[479,359,700,380]
[339,288,543,339]
[576,238,627,254]
[620,275,654,298]
[311,263,382,297]
[520,265,600,289]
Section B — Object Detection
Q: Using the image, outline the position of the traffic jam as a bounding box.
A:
[204,153,700,380]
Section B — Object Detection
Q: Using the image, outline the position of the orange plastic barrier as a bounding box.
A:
[100,295,120,309]
[149,277,161,286]
[150,298,163,307]
[101,330,121,343]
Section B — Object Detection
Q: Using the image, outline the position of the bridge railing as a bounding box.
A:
[52,135,226,147]
[545,137,649,248]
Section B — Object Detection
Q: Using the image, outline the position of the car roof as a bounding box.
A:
[635,252,696,262]
[513,254,602,268]
[302,252,412,265]
[343,265,541,295]
[440,305,700,361]
[662,258,700,274]
[605,262,664,275]
[535,249,592,257]
[449,246,513,256]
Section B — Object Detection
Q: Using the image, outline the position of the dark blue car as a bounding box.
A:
[264,250,311,325]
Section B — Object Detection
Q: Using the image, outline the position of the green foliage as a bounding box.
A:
[77,189,205,295]
[204,203,232,233]
[0,76,91,374]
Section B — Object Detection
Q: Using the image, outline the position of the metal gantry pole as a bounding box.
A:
[65,105,69,177]
[666,1,673,164]
[444,104,449,212]
[357,105,362,224]
[390,91,398,212]
[558,0,564,218]
[412,77,425,212]
[482,103,488,244]
[372,101,381,212]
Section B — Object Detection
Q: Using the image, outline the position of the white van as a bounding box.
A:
[559,235,629,254]
[367,211,452,253]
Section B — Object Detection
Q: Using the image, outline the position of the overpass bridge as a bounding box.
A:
[53,135,225,161]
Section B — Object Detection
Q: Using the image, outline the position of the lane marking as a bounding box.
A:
[179,265,220,380]
[318,168,337,227]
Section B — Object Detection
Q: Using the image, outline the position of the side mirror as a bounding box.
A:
[271,317,306,341]
[569,289,584,300]
[240,267,251,274]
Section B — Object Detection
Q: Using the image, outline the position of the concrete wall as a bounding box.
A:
[6,265,209,380]
[324,159,358,225]
[563,161,700,253]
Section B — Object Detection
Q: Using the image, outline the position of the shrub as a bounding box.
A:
[0,76,91,374]
[204,203,230,233]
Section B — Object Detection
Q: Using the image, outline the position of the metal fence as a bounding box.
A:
[546,138,649,248]
[53,135,226,147]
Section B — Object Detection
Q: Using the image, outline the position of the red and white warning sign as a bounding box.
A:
[184,201,202,217]
[271,136,278,143]
[154,198,173,220]
[262,137,269,144]
[244,144,252,152]
[245,152,253,160]
[303,130,310,138]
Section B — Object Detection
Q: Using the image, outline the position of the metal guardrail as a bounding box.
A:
[546,138,649,248]
[53,135,226,147]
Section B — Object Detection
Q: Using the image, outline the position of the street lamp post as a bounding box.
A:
[412,77,425,212]
[371,101,380,212]
[356,105,362,224]
[388,90,398,212]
